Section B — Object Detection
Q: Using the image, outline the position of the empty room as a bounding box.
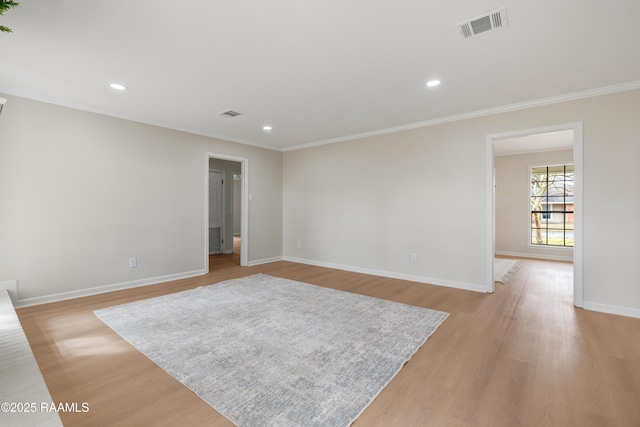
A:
[1,1,639,426]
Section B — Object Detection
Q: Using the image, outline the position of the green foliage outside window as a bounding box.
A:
[1,0,19,33]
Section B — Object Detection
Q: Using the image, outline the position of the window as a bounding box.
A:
[530,164,574,247]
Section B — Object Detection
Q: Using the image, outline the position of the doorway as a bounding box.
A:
[486,123,583,307]
[206,152,249,270]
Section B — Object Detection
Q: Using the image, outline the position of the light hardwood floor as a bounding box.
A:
[17,255,640,426]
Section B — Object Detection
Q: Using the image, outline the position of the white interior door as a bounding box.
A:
[209,171,223,254]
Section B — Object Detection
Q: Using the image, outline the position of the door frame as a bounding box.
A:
[206,152,249,268]
[486,122,583,307]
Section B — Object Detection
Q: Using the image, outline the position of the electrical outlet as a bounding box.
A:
[296,241,302,249]
[129,257,137,268]
[410,253,417,263]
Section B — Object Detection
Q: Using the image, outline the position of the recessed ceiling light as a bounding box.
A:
[426,80,441,87]
[263,125,272,131]
[110,83,126,90]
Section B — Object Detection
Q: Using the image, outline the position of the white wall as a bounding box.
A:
[283,89,640,316]
[283,120,489,291]
[495,149,574,260]
[0,95,282,304]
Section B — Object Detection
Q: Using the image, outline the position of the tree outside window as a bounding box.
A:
[0,1,20,33]
[531,164,574,247]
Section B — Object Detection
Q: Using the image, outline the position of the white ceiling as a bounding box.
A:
[1,1,639,151]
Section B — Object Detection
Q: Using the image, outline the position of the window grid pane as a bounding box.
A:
[530,164,574,247]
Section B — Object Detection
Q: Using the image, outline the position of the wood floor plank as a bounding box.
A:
[14,255,640,426]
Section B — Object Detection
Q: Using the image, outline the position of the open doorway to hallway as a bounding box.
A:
[487,123,583,307]
[206,153,249,270]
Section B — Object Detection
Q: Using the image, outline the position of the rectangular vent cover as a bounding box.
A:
[456,7,507,38]
[219,110,242,118]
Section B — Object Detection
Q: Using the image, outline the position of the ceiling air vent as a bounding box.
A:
[456,7,507,39]
[218,110,242,118]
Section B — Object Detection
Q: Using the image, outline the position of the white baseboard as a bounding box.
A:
[283,256,490,293]
[583,301,640,319]
[14,269,207,308]
[248,256,284,266]
[495,251,573,262]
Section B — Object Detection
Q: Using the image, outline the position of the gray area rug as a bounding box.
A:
[94,273,448,427]
[494,258,523,284]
